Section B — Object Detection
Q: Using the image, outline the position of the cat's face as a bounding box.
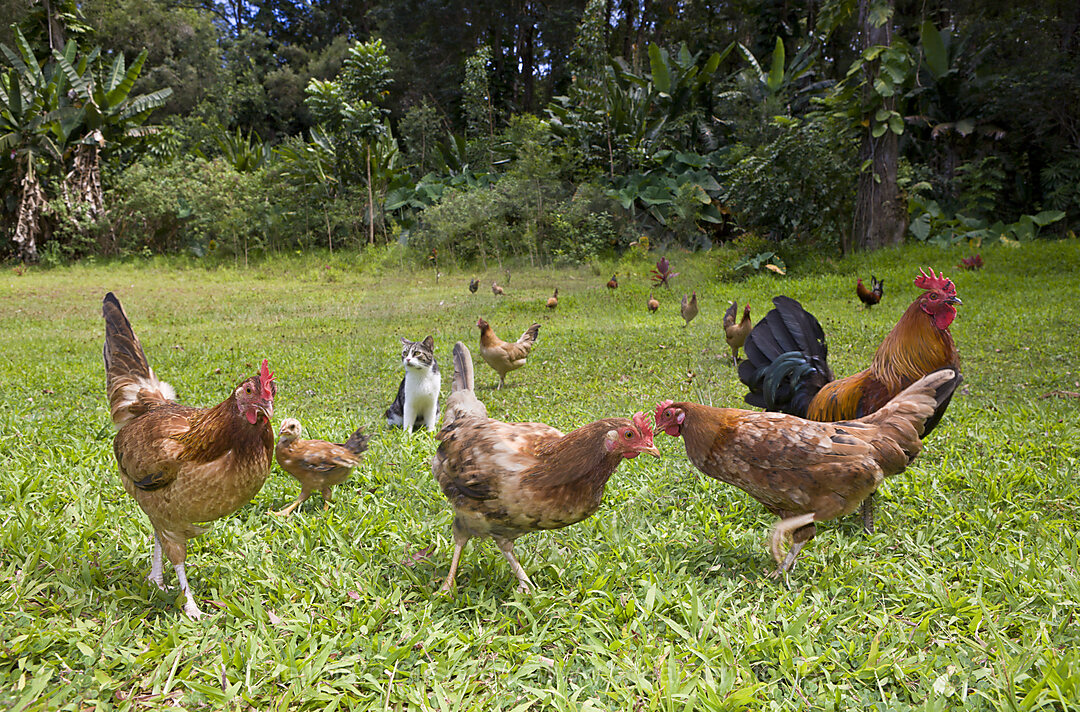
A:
[401,336,436,370]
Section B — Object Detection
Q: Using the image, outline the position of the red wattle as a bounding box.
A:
[246,409,257,424]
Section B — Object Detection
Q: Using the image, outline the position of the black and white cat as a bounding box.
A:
[385,336,441,433]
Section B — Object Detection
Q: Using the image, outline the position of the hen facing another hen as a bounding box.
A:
[432,343,659,593]
[655,368,960,576]
[103,293,276,619]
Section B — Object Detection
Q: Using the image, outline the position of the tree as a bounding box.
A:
[848,0,910,252]
[305,37,392,245]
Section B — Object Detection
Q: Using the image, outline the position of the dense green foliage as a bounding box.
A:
[1,242,1078,709]
[2,1,1078,264]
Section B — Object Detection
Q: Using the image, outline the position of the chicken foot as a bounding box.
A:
[495,538,535,593]
[172,561,203,619]
[274,488,312,517]
[768,513,817,578]
[439,537,469,593]
[148,532,166,590]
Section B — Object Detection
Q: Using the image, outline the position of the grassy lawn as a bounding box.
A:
[1,240,1079,711]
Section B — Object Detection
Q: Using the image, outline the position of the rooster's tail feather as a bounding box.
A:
[738,296,832,416]
[103,292,175,427]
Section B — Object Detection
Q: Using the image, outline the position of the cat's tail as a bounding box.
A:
[443,342,487,427]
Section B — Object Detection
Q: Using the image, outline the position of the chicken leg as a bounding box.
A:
[495,538,535,593]
[439,528,470,593]
[148,532,166,589]
[768,513,817,577]
[172,561,203,619]
[274,488,312,517]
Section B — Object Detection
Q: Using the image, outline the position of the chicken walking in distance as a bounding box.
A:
[491,281,505,296]
[274,419,370,516]
[477,318,540,389]
[856,275,884,307]
[723,300,752,366]
[680,291,698,327]
[546,288,559,310]
[103,293,276,619]
[958,254,984,271]
[739,268,961,532]
[655,368,960,576]
[606,274,618,291]
[469,277,479,293]
[647,293,660,313]
[433,343,660,592]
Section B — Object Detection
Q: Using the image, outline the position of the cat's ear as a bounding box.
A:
[422,335,435,350]
[400,337,410,346]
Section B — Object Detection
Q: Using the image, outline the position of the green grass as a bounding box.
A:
[1,240,1079,711]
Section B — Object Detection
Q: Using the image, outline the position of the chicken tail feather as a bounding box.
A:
[738,296,832,416]
[518,323,541,349]
[103,292,175,427]
[443,342,487,426]
[342,426,372,455]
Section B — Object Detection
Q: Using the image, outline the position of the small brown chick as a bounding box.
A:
[647,292,659,313]
[469,277,479,293]
[681,291,698,327]
[723,300,752,367]
[492,281,505,296]
[546,288,559,310]
[274,419,370,516]
[606,274,618,291]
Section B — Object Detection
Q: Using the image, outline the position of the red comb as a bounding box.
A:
[914,267,956,296]
[259,359,275,400]
[632,411,653,438]
[654,400,674,423]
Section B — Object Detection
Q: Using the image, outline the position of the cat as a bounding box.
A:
[385,336,441,433]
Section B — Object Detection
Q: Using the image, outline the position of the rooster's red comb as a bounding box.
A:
[259,359,275,400]
[914,267,956,296]
[632,412,654,438]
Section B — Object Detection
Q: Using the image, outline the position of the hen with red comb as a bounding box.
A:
[103,292,276,619]
[737,267,962,533]
[431,343,659,593]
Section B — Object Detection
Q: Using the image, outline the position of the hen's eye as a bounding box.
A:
[930,294,939,300]
[245,386,252,394]
[624,431,633,439]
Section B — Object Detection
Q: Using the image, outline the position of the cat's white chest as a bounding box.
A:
[404,367,440,404]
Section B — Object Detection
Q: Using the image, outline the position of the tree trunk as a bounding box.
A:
[848,0,907,253]
[366,144,375,245]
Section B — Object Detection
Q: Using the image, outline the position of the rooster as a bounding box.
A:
[654,368,960,575]
[103,293,276,619]
[491,281,505,296]
[723,300,752,367]
[606,273,618,291]
[856,275,884,307]
[958,254,983,271]
[546,288,559,310]
[477,318,540,389]
[469,277,479,293]
[647,293,659,313]
[738,267,961,532]
[432,343,659,592]
[680,291,698,327]
[274,418,370,516]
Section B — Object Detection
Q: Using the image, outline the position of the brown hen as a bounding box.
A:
[477,318,540,389]
[274,418,370,516]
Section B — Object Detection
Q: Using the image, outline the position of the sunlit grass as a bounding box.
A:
[1,239,1078,710]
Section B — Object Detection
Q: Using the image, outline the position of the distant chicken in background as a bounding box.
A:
[647,293,659,313]
[477,318,541,389]
[680,292,698,327]
[856,275,884,307]
[654,369,960,576]
[103,293,276,619]
[469,277,479,293]
[432,342,659,592]
[491,281,505,296]
[739,268,962,532]
[958,254,984,271]
[723,300,752,366]
[274,418,370,516]
[606,274,618,291]
[547,288,559,310]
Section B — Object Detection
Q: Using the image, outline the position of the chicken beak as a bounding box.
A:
[641,444,661,458]
[256,401,274,421]
[946,296,962,305]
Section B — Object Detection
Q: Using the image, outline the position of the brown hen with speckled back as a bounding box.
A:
[103,292,275,619]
